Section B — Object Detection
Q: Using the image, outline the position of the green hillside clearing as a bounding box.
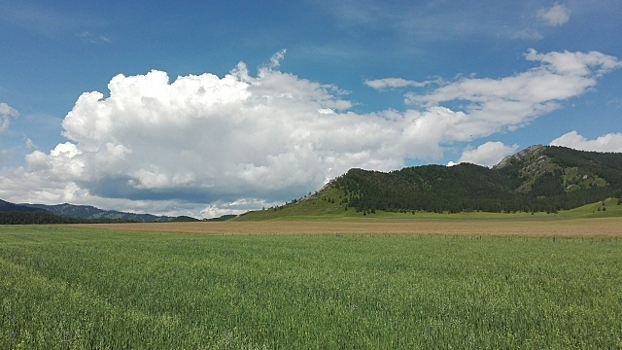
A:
[235,189,622,221]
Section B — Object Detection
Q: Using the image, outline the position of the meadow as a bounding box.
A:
[1,221,622,349]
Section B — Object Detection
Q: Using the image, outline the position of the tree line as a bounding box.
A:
[0,211,136,225]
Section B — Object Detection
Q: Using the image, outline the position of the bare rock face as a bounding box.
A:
[492,145,610,195]
[492,145,544,169]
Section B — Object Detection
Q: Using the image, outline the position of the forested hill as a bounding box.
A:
[329,145,622,214]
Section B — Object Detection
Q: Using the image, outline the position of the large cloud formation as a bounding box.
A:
[1,49,620,217]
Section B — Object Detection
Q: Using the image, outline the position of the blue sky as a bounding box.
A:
[1,0,621,218]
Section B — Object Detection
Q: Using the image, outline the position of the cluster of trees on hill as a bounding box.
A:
[330,146,622,214]
[543,147,622,177]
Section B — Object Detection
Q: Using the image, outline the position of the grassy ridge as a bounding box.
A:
[236,190,622,221]
[2,226,622,348]
[558,197,622,218]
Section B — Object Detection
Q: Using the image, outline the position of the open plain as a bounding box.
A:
[70,217,622,236]
[2,218,622,349]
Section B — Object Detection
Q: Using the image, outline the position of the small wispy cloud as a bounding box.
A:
[606,97,622,109]
[78,31,111,44]
[365,78,442,90]
[537,3,571,27]
[2,5,82,35]
[25,138,37,150]
[0,102,19,133]
[0,3,107,41]
[512,28,543,41]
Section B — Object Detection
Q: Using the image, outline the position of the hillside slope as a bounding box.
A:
[339,145,622,214]
[238,145,622,220]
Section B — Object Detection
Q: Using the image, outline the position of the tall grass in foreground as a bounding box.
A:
[1,226,622,349]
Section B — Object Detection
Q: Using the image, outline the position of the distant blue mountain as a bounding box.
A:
[0,199,50,213]
[20,203,175,222]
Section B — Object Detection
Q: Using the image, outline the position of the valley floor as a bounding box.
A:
[67,217,622,237]
[2,225,621,348]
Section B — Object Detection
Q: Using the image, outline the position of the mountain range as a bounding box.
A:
[21,203,176,222]
[0,200,183,224]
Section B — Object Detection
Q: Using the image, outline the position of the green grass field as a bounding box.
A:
[2,225,622,349]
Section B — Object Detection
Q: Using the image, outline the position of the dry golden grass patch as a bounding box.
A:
[67,217,622,237]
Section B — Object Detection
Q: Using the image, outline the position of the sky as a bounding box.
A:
[1,0,621,218]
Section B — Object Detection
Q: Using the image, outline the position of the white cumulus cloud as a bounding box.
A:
[537,3,571,26]
[456,142,519,167]
[550,131,622,153]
